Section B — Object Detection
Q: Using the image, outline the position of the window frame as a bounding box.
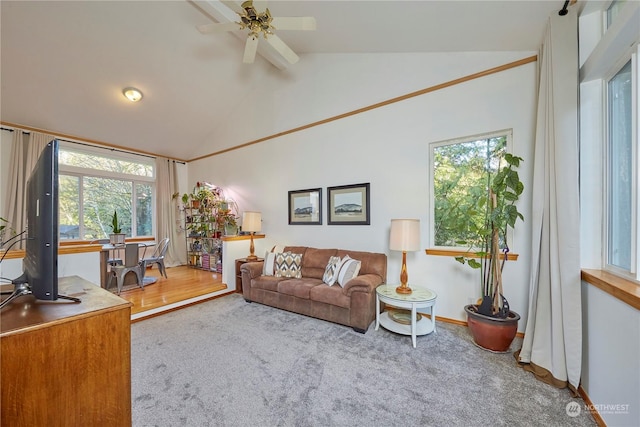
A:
[57,142,156,241]
[603,51,639,280]
[428,128,514,250]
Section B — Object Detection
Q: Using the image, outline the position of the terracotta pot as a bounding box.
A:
[464,304,520,352]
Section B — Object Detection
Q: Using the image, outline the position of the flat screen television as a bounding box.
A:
[0,139,79,309]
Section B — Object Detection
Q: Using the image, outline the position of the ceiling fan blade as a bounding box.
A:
[266,34,299,64]
[220,0,245,14]
[196,21,240,34]
[271,17,316,31]
[243,36,259,63]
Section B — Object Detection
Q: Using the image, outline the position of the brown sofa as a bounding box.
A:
[240,246,387,333]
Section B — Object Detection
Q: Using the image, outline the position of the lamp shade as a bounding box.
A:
[242,211,262,233]
[389,219,420,252]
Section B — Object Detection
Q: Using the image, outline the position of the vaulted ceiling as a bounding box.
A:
[1,1,572,161]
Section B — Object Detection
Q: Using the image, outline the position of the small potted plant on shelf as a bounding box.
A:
[454,152,524,352]
[109,210,126,245]
[222,212,239,236]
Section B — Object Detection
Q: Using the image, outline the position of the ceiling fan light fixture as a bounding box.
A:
[198,0,316,66]
[123,87,143,102]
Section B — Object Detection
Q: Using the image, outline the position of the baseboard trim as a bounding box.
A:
[422,313,525,338]
[578,385,607,427]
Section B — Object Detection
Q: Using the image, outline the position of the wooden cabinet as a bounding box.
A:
[235,257,263,293]
[1,276,132,427]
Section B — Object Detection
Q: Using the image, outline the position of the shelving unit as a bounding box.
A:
[184,206,222,273]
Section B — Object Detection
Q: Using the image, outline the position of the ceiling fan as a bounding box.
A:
[197,0,316,65]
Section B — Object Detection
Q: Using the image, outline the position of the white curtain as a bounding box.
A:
[3,130,26,248]
[516,10,581,392]
[155,157,186,267]
[2,130,55,249]
[26,132,54,174]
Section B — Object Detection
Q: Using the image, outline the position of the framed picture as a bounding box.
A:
[327,183,370,225]
[288,188,322,225]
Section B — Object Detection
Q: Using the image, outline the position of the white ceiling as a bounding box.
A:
[1,0,573,161]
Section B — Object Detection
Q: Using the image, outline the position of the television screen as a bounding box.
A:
[1,139,78,309]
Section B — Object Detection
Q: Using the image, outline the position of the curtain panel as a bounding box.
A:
[155,157,186,267]
[515,10,582,392]
[2,131,55,249]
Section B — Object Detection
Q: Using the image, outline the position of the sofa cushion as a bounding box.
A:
[300,248,338,279]
[337,256,361,287]
[322,256,342,286]
[309,284,351,309]
[275,252,303,278]
[278,278,324,299]
[251,275,283,292]
[336,249,386,282]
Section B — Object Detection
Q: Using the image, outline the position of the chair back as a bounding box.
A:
[124,243,140,267]
[152,237,170,259]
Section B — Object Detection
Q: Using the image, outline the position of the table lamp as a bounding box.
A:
[242,211,261,261]
[389,219,420,294]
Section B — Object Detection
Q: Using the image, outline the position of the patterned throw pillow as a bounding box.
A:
[322,256,342,286]
[274,252,303,278]
[262,251,277,276]
[337,255,361,287]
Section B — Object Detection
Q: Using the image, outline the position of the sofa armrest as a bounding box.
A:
[342,274,383,296]
[240,261,264,279]
[241,262,264,297]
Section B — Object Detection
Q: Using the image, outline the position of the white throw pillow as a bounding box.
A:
[322,256,342,286]
[337,255,361,287]
[262,251,277,276]
[274,252,303,278]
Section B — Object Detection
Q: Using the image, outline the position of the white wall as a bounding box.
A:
[581,283,640,426]
[0,252,100,286]
[578,3,640,427]
[188,51,537,330]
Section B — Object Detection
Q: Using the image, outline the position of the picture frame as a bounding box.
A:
[288,188,322,225]
[327,183,370,225]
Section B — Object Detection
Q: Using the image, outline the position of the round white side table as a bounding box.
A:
[375,284,437,348]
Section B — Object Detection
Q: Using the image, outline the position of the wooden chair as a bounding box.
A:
[107,243,143,294]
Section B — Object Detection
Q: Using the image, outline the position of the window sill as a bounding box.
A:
[425,248,519,261]
[581,269,640,310]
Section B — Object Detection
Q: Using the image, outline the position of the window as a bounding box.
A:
[606,0,626,29]
[429,129,512,248]
[606,58,636,276]
[58,144,155,240]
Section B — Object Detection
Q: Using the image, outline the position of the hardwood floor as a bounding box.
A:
[114,265,229,317]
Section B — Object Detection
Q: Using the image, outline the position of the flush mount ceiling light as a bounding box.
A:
[122,87,143,102]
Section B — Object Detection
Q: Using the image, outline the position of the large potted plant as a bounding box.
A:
[455,152,524,352]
